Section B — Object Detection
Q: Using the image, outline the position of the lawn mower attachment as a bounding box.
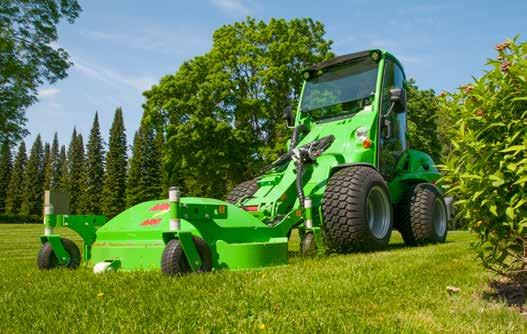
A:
[37,184,324,275]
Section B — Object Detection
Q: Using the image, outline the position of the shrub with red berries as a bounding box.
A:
[439,37,527,278]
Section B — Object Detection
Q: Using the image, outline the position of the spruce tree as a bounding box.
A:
[5,142,26,214]
[44,133,60,190]
[69,132,85,214]
[141,126,163,198]
[102,107,127,218]
[126,124,164,207]
[57,145,68,191]
[42,142,51,189]
[0,140,13,213]
[81,112,105,214]
[126,130,142,207]
[64,128,85,214]
[20,135,44,216]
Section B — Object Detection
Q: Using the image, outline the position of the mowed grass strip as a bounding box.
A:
[0,225,524,333]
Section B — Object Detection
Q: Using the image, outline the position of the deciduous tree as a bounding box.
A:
[143,17,333,197]
[0,1,81,142]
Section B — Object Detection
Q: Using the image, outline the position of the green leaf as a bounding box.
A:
[500,145,525,153]
[505,207,515,220]
[489,205,498,216]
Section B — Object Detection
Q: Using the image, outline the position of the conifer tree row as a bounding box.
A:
[0,108,172,219]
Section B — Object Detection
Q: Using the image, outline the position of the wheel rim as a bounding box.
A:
[433,197,447,237]
[366,186,391,239]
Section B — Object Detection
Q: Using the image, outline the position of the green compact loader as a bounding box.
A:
[37,49,451,275]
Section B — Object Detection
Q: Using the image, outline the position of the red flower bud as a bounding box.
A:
[501,61,511,72]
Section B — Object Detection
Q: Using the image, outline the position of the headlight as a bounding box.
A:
[355,127,369,141]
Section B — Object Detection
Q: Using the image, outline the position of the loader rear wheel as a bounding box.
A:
[161,237,212,275]
[37,238,81,270]
[396,183,448,245]
[226,179,258,204]
[322,166,393,252]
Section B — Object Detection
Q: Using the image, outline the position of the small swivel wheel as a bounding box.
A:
[37,238,81,270]
[161,237,212,275]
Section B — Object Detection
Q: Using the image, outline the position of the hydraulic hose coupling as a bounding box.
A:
[304,197,313,229]
[43,203,55,236]
[169,186,181,231]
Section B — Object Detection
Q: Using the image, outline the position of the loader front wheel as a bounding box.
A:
[396,183,448,245]
[161,237,212,275]
[322,166,393,252]
[226,179,258,204]
[37,238,81,270]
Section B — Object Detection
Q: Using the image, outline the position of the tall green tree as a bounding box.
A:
[126,124,164,207]
[0,140,12,213]
[20,135,44,216]
[44,133,60,190]
[126,131,142,208]
[139,123,164,200]
[143,17,333,198]
[81,113,105,214]
[5,142,26,214]
[57,145,68,191]
[406,79,442,162]
[102,107,128,218]
[42,142,51,189]
[0,1,82,142]
[66,128,85,214]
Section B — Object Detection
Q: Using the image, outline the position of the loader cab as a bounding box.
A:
[298,50,408,179]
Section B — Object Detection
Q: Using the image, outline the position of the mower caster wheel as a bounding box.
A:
[37,238,81,270]
[161,237,212,275]
[300,232,317,257]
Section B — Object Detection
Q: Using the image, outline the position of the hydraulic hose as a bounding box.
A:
[289,124,307,151]
[295,161,305,208]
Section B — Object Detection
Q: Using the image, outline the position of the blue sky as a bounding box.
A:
[27,0,526,147]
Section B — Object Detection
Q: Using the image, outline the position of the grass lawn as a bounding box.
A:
[0,224,524,333]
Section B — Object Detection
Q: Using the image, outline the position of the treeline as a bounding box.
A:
[0,107,165,220]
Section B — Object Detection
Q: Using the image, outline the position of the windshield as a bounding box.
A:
[300,57,378,120]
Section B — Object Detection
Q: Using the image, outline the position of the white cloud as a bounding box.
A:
[211,0,252,16]
[38,87,61,98]
[82,26,210,57]
[73,57,156,92]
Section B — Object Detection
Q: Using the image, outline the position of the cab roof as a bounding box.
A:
[303,49,405,76]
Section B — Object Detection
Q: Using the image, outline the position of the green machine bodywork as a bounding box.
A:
[38,49,445,274]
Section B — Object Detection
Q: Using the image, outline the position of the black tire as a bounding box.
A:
[37,238,81,270]
[322,166,393,252]
[396,183,448,246]
[300,232,317,256]
[161,237,212,275]
[226,179,258,204]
